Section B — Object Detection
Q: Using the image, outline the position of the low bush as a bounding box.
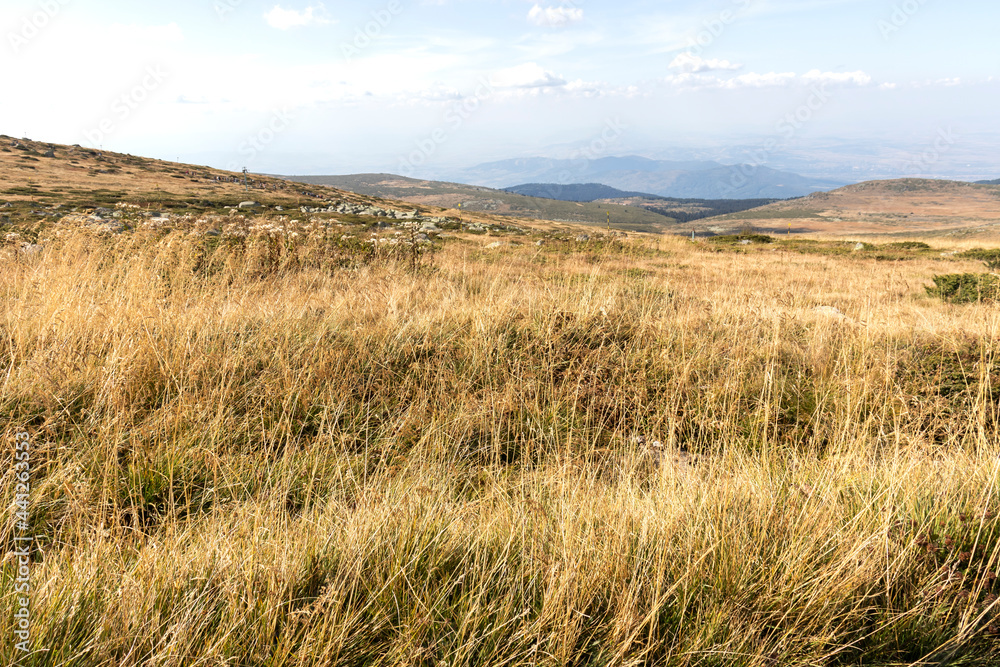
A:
[706,233,774,244]
[926,273,1000,303]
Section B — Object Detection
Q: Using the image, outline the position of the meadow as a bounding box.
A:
[2,213,999,666]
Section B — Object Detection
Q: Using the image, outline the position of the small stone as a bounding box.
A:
[575,234,590,242]
[238,201,261,209]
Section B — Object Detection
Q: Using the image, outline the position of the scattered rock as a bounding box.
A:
[853,243,866,251]
[239,201,261,209]
[535,239,545,246]
[42,149,55,158]
[575,234,590,242]
[94,222,126,235]
[485,241,505,249]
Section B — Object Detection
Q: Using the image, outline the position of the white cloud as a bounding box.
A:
[668,53,742,74]
[664,68,873,91]
[723,71,799,88]
[491,62,566,88]
[562,79,612,98]
[801,69,872,87]
[527,4,584,28]
[264,4,331,30]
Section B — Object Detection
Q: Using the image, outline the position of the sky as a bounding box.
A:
[1,0,998,181]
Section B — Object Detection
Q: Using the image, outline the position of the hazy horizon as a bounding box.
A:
[3,0,998,182]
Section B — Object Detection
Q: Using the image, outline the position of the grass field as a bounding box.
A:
[2,209,1000,665]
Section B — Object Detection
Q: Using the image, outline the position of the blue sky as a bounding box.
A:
[1,0,998,179]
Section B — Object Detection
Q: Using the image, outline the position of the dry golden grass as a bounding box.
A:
[2,215,1000,666]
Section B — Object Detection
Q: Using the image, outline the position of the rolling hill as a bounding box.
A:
[7,138,1000,240]
[0,135,377,218]
[685,178,1000,238]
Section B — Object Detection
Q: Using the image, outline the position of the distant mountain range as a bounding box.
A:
[503,183,651,201]
[976,178,1000,185]
[447,156,847,199]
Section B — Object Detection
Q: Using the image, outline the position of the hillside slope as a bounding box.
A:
[685,178,1000,237]
[0,136,371,216]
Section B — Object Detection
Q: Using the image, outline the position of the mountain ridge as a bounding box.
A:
[445,155,847,199]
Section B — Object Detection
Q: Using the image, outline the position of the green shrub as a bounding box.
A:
[957,248,1000,270]
[926,273,1000,303]
[707,233,774,245]
[883,241,931,250]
